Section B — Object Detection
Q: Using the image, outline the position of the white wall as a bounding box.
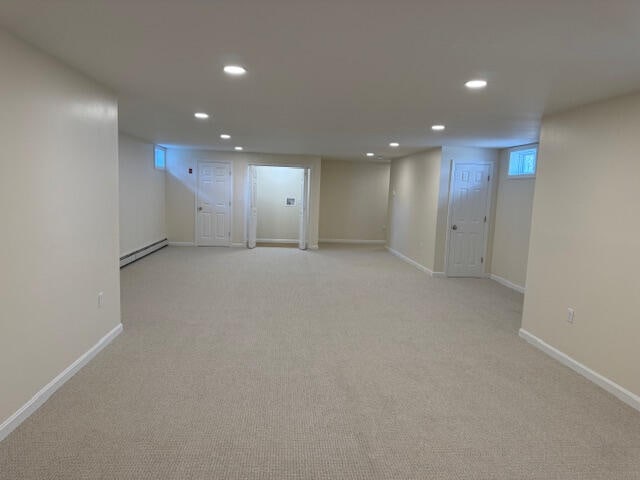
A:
[319,159,390,242]
[119,133,166,256]
[522,92,640,398]
[256,166,303,241]
[0,30,121,426]
[387,149,442,270]
[166,149,321,247]
[490,148,536,289]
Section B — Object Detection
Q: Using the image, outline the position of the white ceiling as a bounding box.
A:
[2,0,640,160]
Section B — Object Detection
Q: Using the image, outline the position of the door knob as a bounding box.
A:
[198,206,203,211]
[452,224,458,230]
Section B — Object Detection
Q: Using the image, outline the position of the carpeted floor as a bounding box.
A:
[1,245,639,479]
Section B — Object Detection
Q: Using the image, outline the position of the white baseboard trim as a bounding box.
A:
[519,329,640,412]
[386,246,439,277]
[231,242,245,248]
[319,238,386,245]
[0,323,123,442]
[256,238,299,244]
[432,272,447,278]
[490,274,526,294]
[168,241,195,247]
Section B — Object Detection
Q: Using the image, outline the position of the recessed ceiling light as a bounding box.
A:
[431,125,446,131]
[465,79,487,89]
[366,152,375,157]
[220,134,231,139]
[234,146,243,151]
[389,142,399,148]
[224,65,247,75]
[194,112,209,119]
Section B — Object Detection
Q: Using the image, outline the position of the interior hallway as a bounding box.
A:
[1,245,639,479]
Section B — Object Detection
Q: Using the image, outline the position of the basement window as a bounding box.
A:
[154,146,166,170]
[508,145,537,178]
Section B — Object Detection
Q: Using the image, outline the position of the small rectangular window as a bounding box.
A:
[508,145,537,178]
[154,146,166,170]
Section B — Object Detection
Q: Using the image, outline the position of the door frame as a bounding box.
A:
[194,160,233,247]
[245,164,311,249]
[299,168,310,250]
[444,161,495,277]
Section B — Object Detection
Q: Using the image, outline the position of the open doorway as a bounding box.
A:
[247,165,309,250]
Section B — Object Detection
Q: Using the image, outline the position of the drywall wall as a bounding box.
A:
[119,133,166,256]
[490,147,536,289]
[319,159,390,242]
[522,92,640,398]
[0,29,120,427]
[256,166,303,241]
[387,149,442,270]
[166,149,321,247]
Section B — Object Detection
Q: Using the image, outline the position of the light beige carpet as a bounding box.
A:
[1,245,639,479]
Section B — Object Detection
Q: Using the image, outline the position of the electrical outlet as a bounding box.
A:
[567,307,575,324]
[98,292,104,308]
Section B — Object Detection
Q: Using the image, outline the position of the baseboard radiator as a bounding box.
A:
[119,238,168,268]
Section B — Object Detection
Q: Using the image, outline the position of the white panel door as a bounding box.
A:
[446,163,492,277]
[197,162,231,246]
[298,169,308,250]
[247,165,257,248]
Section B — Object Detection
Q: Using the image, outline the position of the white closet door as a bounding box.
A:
[446,163,492,277]
[197,162,231,246]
